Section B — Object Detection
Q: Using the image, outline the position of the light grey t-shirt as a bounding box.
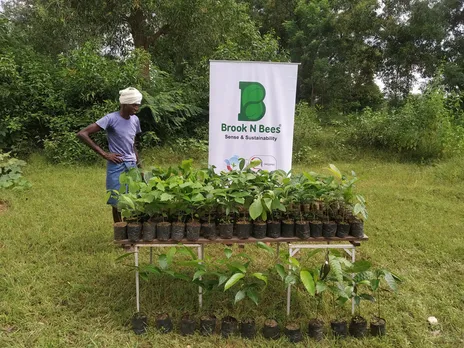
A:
[96,111,141,162]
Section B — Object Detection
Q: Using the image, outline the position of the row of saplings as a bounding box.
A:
[128,244,400,342]
[114,161,368,242]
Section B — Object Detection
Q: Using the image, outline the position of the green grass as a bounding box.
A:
[1,153,464,347]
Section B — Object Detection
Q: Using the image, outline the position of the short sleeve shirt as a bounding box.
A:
[96,111,141,162]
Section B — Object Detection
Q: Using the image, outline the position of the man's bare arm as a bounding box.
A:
[76,123,123,163]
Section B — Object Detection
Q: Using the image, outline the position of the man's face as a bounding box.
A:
[124,103,140,115]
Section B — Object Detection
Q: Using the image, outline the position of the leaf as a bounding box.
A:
[329,256,343,283]
[239,158,245,171]
[234,290,246,304]
[224,248,233,259]
[285,274,297,286]
[257,241,274,254]
[359,293,375,302]
[115,252,133,261]
[275,264,286,280]
[166,247,177,263]
[158,254,168,270]
[316,281,328,294]
[191,193,205,202]
[234,197,245,204]
[328,164,342,180]
[227,261,247,273]
[224,273,245,291]
[218,275,228,286]
[193,270,206,280]
[246,287,259,305]
[370,279,380,291]
[138,264,161,275]
[160,192,173,201]
[383,271,398,292]
[346,260,371,273]
[177,246,197,259]
[249,199,263,220]
[263,197,273,211]
[252,273,268,285]
[289,257,300,269]
[300,270,316,296]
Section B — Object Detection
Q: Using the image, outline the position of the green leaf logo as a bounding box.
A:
[238,81,266,121]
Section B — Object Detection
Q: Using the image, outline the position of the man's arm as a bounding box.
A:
[76,123,123,163]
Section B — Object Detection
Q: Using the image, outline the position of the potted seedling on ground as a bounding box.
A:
[274,248,323,343]
[343,260,375,338]
[137,245,199,334]
[217,243,272,338]
[325,252,354,338]
[306,250,332,341]
[369,268,401,336]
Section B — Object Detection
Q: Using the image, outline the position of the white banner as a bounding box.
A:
[208,60,299,173]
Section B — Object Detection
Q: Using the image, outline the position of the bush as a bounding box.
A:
[0,152,31,189]
[349,87,464,160]
[43,132,103,165]
[292,102,355,163]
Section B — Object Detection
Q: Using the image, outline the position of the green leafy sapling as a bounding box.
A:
[343,260,375,319]
[220,243,273,307]
[369,268,402,320]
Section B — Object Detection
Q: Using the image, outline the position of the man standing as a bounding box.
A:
[77,87,143,222]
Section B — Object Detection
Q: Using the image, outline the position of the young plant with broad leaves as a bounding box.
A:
[369,268,402,320]
[219,242,272,307]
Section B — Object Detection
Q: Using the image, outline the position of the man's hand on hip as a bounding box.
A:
[105,152,123,163]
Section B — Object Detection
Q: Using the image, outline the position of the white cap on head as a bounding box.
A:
[119,87,142,105]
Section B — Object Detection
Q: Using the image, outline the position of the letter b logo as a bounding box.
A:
[238,81,266,121]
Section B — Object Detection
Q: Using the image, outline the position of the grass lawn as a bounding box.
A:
[1,153,464,347]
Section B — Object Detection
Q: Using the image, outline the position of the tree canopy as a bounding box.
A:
[0,0,463,157]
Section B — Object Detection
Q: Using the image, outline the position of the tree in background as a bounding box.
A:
[379,0,449,104]
[285,0,384,113]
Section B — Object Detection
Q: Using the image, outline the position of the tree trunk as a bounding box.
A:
[127,8,169,80]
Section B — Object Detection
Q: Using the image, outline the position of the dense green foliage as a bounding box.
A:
[0,151,31,189]
[0,1,463,162]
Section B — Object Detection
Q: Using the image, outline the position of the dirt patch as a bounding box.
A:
[0,200,9,214]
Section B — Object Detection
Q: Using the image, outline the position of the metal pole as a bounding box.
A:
[198,244,204,309]
[135,246,140,313]
[351,246,356,315]
[286,246,294,316]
